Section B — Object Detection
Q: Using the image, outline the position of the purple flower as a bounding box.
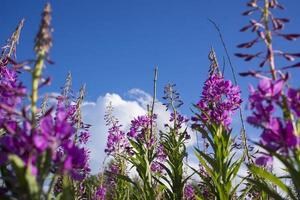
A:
[156,144,167,162]
[257,78,284,100]
[33,134,48,151]
[105,122,129,156]
[40,111,75,141]
[170,113,189,129]
[106,164,120,187]
[184,184,195,200]
[128,115,152,138]
[150,144,167,174]
[62,142,90,180]
[255,155,273,167]
[247,78,285,128]
[194,73,242,128]
[0,59,26,125]
[79,131,90,144]
[288,88,300,117]
[150,161,163,173]
[0,100,90,181]
[247,77,300,164]
[127,114,156,148]
[260,119,300,154]
[95,185,106,200]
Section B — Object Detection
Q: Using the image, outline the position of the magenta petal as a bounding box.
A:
[285,121,298,148]
[255,155,273,166]
[33,134,48,151]
[272,80,284,96]
[258,78,271,93]
[63,156,72,170]
[40,116,53,135]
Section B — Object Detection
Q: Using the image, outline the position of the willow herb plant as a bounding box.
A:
[103,68,164,200]
[0,3,91,200]
[103,102,131,200]
[157,83,192,200]
[236,0,300,199]
[191,48,244,200]
[2,0,300,199]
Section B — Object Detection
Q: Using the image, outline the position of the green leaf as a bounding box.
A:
[25,165,39,199]
[248,164,297,199]
[255,142,300,192]
[60,175,75,200]
[246,177,285,200]
[195,148,217,171]
[9,155,40,200]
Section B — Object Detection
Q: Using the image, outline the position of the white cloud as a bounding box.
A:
[82,89,196,174]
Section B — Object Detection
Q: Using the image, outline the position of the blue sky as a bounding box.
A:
[1,0,300,171]
[1,0,300,104]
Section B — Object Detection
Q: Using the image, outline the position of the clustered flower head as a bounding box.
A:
[170,112,189,129]
[150,144,167,173]
[194,72,242,128]
[102,163,121,192]
[247,77,300,166]
[168,112,191,140]
[184,184,195,200]
[128,114,156,148]
[287,88,300,117]
[0,100,90,180]
[94,185,106,200]
[104,103,129,156]
[79,131,90,145]
[105,122,129,156]
[0,59,26,125]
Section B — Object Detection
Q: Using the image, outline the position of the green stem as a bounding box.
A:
[31,52,45,127]
[150,67,158,138]
[263,0,277,80]
[46,174,58,200]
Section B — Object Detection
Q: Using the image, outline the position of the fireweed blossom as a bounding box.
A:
[106,164,120,186]
[94,185,106,200]
[287,88,300,117]
[193,72,242,128]
[169,112,190,139]
[0,102,90,180]
[0,58,26,125]
[104,103,129,156]
[127,114,167,173]
[150,144,167,173]
[247,77,300,166]
[127,114,157,148]
[105,122,129,156]
[184,184,195,200]
[0,3,93,198]
[170,113,189,129]
[247,78,284,127]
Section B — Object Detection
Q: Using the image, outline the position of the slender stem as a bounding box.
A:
[31,52,45,127]
[170,91,177,134]
[263,0,277,80]
[150,67,158,138]
[46,174,58,200]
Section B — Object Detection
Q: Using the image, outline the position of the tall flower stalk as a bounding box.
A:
[0,4,91,200]
[236,0,300,79]
[191,49,244,200]
[157,83,191,200]
[238,0,300,199]
[103,102,130,200]
[31,3,52,126]
[103,69,162,200]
